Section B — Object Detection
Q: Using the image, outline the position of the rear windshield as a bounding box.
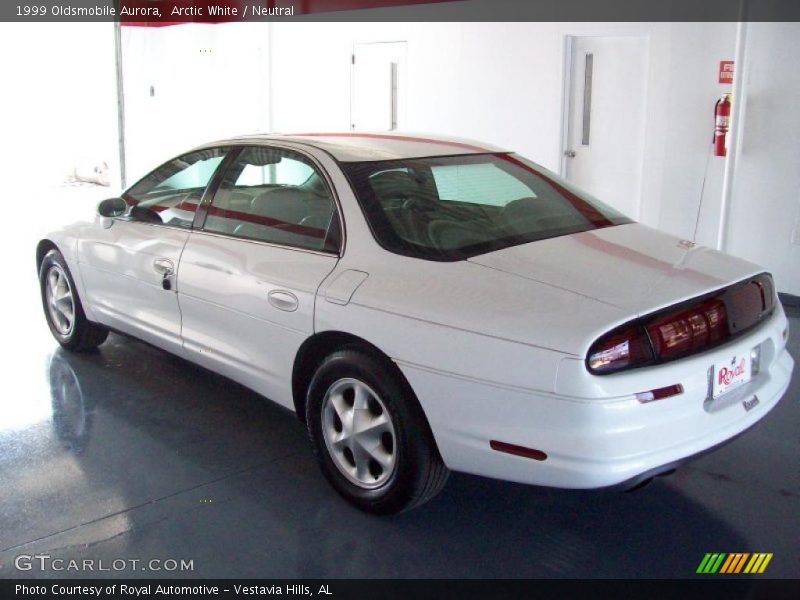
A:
[341,153,631,261]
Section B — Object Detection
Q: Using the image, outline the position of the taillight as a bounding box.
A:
[587,273,775,375]
[588,325,653,373]
[646,298,729,360]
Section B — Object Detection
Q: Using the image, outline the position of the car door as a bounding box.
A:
[77,147,230,355]
[177,145,342,409]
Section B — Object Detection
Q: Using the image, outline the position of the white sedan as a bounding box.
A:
[37,133,794,514]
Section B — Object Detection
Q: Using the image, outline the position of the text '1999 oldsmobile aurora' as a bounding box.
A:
[37,133,794,513]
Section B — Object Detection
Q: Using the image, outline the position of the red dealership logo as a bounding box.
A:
[718,358,746,386]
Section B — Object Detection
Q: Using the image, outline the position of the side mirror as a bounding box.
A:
[97,197,127,218]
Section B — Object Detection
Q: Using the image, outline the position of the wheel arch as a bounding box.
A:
[36,239,59,273]
[292,330,417,425]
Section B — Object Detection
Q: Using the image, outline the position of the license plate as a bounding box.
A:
[713,354,751,398]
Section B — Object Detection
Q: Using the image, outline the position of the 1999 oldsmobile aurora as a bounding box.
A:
[37,133,794,514]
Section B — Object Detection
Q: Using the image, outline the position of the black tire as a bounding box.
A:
[39,249,109,352]
[306,348,449,514]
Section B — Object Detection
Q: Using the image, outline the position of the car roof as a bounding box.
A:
[197,132,507,162]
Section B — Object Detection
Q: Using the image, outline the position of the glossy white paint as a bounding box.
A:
[178,231,338,409]
[467,224,762,320]
[77,220,188,355]
[322,270,370,305]
[41,133,794,490]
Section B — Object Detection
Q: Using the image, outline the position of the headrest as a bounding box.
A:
[244,147,283,166]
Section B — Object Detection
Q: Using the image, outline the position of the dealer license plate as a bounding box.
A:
[712,353,751,399]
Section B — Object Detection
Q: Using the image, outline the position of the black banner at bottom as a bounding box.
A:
[2,580,800,600]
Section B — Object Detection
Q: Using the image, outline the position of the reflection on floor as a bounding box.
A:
[1,296,798,577]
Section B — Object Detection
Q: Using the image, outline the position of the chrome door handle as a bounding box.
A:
[153,258,175,276]
[268,290,299,312]
[564,149,577,158]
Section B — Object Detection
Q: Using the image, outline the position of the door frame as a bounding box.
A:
[558,31,652,220]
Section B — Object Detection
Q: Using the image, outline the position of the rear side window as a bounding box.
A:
[203,146,341,253]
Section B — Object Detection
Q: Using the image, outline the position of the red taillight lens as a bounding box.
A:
[587,325,653,373]
[646,298,729,360]
[727,274,775,333]
[587,273,775,375]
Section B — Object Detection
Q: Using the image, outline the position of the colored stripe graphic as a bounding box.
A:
[719,554,736,573]
[720,553,749,573]
[698,552,773,574]
[732,553,750,573]
[744,553,773,574]
[697,553,727,573]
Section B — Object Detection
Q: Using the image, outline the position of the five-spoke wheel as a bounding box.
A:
[39,249,108,352]
[322,378,397,489]
[45,264,75,336]
[307,349,449,514]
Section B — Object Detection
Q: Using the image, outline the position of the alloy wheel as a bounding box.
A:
[321,377,397,489]
[45,265,75,336]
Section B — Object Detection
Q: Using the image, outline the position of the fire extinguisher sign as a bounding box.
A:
[719,60,735,84]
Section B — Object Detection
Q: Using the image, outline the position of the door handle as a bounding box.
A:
[268,290,299,312]
[564,149,577,158]
[153,258,175,276]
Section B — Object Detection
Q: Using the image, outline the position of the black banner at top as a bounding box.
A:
[2,0,800,23]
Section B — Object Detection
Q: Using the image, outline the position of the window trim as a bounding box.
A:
[191,147,243,231]
[187,228,342,259]
[118,146,234,231]
[196,142,345,257]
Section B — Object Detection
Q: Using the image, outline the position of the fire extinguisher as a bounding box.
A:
[714,93,732,157]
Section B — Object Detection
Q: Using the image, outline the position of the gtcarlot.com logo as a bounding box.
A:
[696,552,773,574]
[14,554,194,573]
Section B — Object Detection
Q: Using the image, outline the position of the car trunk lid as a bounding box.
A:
[467,223,763,317]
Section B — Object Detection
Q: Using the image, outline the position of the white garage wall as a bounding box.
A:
[726,23,800,296]
[271,21,569,170]
[121,22,270,183]
[652,22,738,246]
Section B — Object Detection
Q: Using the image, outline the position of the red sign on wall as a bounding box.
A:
[719,60,735,84]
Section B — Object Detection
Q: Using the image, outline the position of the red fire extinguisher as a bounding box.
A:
[714,93,732,157]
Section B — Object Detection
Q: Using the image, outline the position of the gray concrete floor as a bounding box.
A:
[1,193,798,578]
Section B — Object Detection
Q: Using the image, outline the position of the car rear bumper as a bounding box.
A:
[398,307,793,489]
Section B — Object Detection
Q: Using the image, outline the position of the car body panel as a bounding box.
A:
[468,222,763,319]
[314,272,571,395]
[177,230,338,409]
[76,220,189,356]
